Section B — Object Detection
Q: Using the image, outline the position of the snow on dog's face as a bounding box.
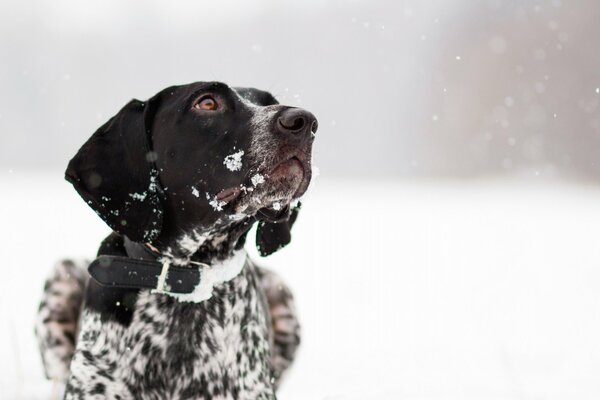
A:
[152,82,316,225]
[65,81,317,254]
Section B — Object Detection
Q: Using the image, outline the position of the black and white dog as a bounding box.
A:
[35,82,317,399]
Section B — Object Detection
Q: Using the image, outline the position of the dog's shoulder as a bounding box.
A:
[84,232,141,326]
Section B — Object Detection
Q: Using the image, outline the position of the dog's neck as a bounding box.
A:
[117,219,253,303]
[151,218,255,267]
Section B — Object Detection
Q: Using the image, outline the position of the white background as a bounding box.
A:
[3,173,600,399]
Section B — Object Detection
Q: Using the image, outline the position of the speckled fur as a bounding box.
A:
[35,259,89,381]
[36,255,300,399]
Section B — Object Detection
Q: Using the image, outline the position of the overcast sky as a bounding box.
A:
[1,0,599,179]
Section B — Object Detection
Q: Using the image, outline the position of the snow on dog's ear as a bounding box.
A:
[256,202,301,256]
[65,98,164,243]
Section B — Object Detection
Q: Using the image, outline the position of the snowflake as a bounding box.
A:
[251,174,265,186]
[205,193,226,211]
[223,150,244,172]
[129,192,147,201]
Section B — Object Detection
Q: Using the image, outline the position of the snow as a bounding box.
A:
[206,192,226,211]
[191,186,200,198]
[4,170,600,399]
[128,192,147,201]
[223,150,244,172]
[251,173,265,186]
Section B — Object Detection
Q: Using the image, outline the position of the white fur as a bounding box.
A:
[169,250,247,303]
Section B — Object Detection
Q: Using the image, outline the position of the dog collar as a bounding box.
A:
[87,255,202,294]
[88,237,247,301]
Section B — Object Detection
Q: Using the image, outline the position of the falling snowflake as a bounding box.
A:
[272,202,282,211]
[191,186,200,198]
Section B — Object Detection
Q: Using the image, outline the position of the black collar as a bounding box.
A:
[88,216,260,295]
[87,238,204,294]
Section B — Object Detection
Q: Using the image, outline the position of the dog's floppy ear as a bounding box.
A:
[256,202,301,256]
[65,98,164,243]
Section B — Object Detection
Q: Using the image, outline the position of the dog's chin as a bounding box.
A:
[268,157,308,198]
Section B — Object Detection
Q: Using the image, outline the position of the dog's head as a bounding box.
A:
[66,82,317,256]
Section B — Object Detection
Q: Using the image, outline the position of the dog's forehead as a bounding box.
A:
[233,87,278,107]
[174,81,232,98]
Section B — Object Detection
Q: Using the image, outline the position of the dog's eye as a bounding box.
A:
[194,96,218,111]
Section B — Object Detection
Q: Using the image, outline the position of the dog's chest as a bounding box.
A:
[69,264,275,400]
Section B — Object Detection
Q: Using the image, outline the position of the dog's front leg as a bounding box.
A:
[64,310,132,400]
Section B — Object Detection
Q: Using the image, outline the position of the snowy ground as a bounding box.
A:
[2,170,600,399]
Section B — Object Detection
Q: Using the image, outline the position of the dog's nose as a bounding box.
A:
[277,108,318,138]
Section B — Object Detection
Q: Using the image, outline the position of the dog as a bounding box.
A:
[34,81,317,399]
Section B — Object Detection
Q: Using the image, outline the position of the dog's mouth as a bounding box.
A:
[268,156,306,194]
[215,155,311,214]
[215,186,243,204]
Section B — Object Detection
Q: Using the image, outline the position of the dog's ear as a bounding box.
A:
[65,98,164,243]
[256,202,301,256]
